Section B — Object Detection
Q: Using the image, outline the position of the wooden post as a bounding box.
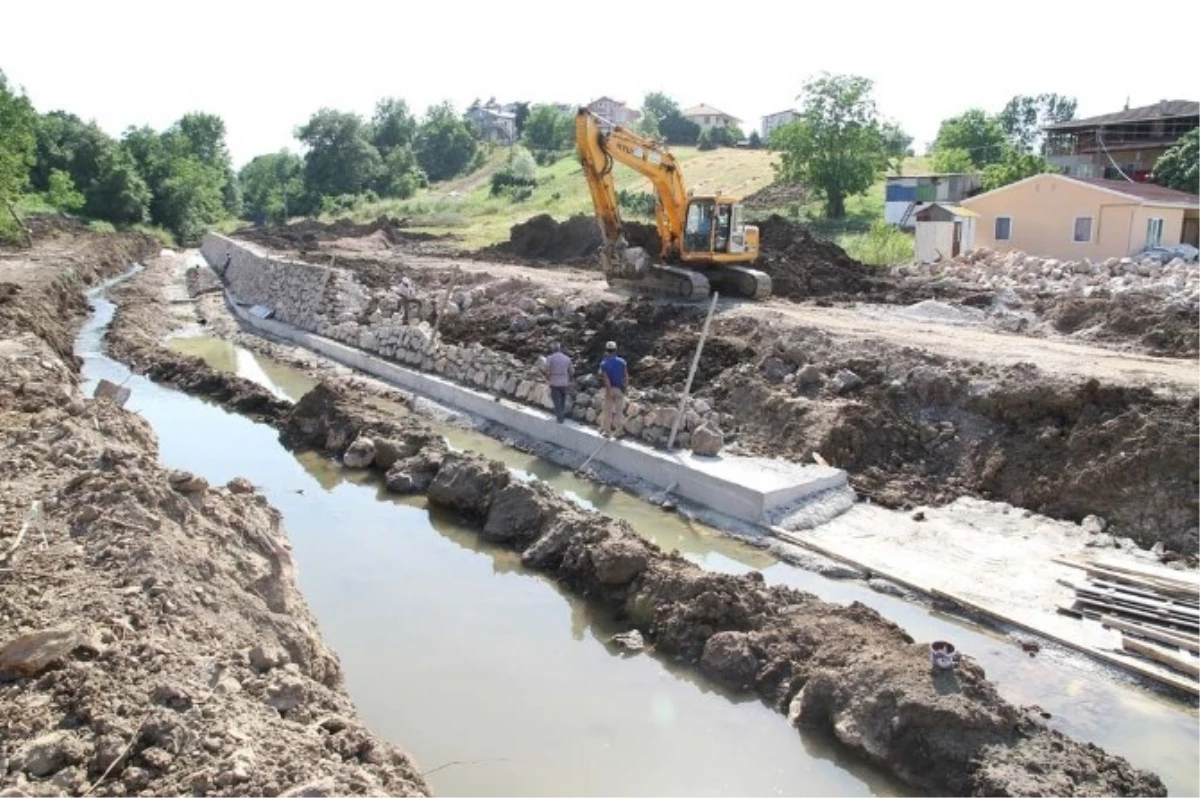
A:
[667,291,718,450]
[429,267,460,351]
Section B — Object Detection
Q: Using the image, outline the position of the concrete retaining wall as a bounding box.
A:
[200,234,332,330]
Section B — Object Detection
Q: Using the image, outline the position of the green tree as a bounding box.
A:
[0,71,37,220]
[295,108,383,197]
[512,102,531,136]
[748,130,763,149]
[881,121,913,174]
[1151,130,1199,193]
[239,150,306,222]
[377,146,423,199]
[85,145,150,224]
[771,73,887,219]
[637,92,700,145]
[520,105,573,154]
[46,168,84,212]
[998,93,1077,153]
[415,102,478,182]
[371,97,417,155]
[980,149,1054,191]
[155,156,226,243]
[931,147,975,174]
[932,109,1007,167]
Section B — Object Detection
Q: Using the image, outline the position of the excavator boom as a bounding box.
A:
[575,108,771,301]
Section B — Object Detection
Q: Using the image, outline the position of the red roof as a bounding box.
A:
[1075,177,1199,205]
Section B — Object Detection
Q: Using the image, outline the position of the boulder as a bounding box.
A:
[384,453,443,494]
[700,631,758,691]
[832,369,863,394]
[761,357,793,382]
[427,453,510,519]
[249,643,290,672]
[589,536,649,586]
[342,437,376,469]
[226,477,256,494]
[796,364,824,388]
[691,424,724,457]
[19,731,87,778]
[0,627,87,681]
[610,630,646,653]
[168,469,208,495]
[482,482,554,543]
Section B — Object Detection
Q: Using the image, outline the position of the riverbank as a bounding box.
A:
[98,251,1175,794]
[0,222,428,797]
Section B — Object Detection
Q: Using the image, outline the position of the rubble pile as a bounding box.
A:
[898,248,1200,305]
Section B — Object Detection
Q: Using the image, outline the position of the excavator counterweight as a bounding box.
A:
[575,108,772,302]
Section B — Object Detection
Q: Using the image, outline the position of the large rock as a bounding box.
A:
[19,731,87,777]
[482,482,555,543]
[371,435,424,470]
[342,437,376,469]
[690,424,724,457]
[0,627,87,681]
[168,469,208,495]
[589,536,649,586]
[700,631,758,692]
[832,370,863,394]
[384,453,443,494]
[427,453,510,519]
[796,364,824,388]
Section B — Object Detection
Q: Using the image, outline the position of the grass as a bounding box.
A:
[837,220,914,265]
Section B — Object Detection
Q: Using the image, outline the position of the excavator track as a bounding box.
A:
[707,265,773,300]
[605,263,710,301]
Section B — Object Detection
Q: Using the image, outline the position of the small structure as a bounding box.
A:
[464,100,517,145]
[587,96,641,128]
[961,173,1200,259]
[682,104,741,131]
[885,173,982,228]
[1044,100,1198,181]
[760,109,799,141]
[913,204,977,263]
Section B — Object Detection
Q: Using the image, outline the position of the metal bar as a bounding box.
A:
[667,291,718,450]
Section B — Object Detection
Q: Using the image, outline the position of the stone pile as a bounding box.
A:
[201,234,725,455]
[896,247,1200,305]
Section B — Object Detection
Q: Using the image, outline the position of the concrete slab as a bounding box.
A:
[224,293,849,526]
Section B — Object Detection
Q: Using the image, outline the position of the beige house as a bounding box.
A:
[961,173,1200,260]
[681,104,741,130]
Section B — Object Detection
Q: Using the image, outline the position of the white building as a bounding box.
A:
[761,109,799,140]
[587,96,641,128]
[464,102,516,145]
[681,104,741,130]
[884,173,981,228]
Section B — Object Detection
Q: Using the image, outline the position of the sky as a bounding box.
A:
[4,0,1199,168]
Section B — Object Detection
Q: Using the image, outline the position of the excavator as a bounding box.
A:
[575,107,772,301]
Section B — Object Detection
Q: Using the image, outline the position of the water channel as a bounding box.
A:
[75,281,1198,796]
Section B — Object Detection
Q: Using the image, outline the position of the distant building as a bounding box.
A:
[760,109,799,141]
[681,104,741,130]
[464,100,516,145]
[884,173,982,229]
[587,97,641,128]
[1043,100,1198,181]
[913,203,978,263]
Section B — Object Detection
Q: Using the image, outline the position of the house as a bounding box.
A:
[681,104,741,130]
[913,204,978,263]
[961,173,1200,260]
[464,101,517,145]
[884,173,982,228]
[587,96,641,127]
[761,109,799,141]
[1043,100,1198,182]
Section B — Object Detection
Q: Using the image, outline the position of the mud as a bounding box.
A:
[269,381,1167,797]
[1043,293,1199,358]
[0,223,428,797]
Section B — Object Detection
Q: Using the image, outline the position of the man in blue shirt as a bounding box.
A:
[598,340,628,437]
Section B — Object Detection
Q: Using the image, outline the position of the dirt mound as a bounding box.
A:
[1043,294,1199,358]
[233,216,446,255]
[741,184,808,210]
[489,214,603,261]
[753,215,888,300]
[274,383,1167,797]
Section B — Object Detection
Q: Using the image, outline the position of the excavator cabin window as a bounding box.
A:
[684,200,715,253]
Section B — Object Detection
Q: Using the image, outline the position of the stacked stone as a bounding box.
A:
[200,234,333,329]
[896,248,1199,304]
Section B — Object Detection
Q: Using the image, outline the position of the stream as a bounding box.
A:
[75,279,1198,796]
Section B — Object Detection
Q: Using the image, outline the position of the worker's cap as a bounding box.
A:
[605,341,617,351]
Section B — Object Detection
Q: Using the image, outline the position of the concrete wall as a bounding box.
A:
[200,234,332,330]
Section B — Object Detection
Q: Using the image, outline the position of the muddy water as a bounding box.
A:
[163,335,1200,796]
[85,316,900,794]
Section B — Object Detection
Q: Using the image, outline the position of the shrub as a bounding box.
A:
[837,220,913,266]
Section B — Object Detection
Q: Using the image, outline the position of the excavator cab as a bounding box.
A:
[682,197,757,260]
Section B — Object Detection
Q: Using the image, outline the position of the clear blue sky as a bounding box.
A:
[4,0,1198,167]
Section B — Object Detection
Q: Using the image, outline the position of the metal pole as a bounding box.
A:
[667,291,718,450]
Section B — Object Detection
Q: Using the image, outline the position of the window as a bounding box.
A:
[1146,217,1164,248]
[994,216,1012,241]
[1073,216,1093,243]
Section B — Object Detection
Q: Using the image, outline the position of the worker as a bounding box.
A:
[598,340,628,438]
[398,277,422,324]
[543,342,574,423]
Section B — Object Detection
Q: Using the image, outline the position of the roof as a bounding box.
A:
[682,104,742,123]
[915,203,979,219]
[885,172,979,180]
[961,172,1200,208]
[1044,100,1199,131]
[588,96,633,109]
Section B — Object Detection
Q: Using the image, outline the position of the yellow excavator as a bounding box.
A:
[575,107,772,301]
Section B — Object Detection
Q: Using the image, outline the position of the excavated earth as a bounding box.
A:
[255,216,1198,555]
[0,221,428,797]
[94,248,1170,795]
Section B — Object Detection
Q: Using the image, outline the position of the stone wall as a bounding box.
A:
[200,234,332,329]
[201,235,726,455]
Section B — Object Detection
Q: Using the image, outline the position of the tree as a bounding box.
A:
[980,149,1054,191]
[999,93,1076,153]
[1151,130,1199,194]
[881,122,913,174]
[85,145,150,225]
[239,150,305,222]
[932,109,1007,168]
[931,147,975,174]
[658,114,700,146]
[771,73,887,219]
[638,92,700,145]
[415,102,478,182]
[377,146,423,199]
[512,102,531,136]
[371,97,417,155]
[295,108,383,197]
[747,130,763,149]
[0,71,37,216]
[45,169,84,212]
[520,105,573,154]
